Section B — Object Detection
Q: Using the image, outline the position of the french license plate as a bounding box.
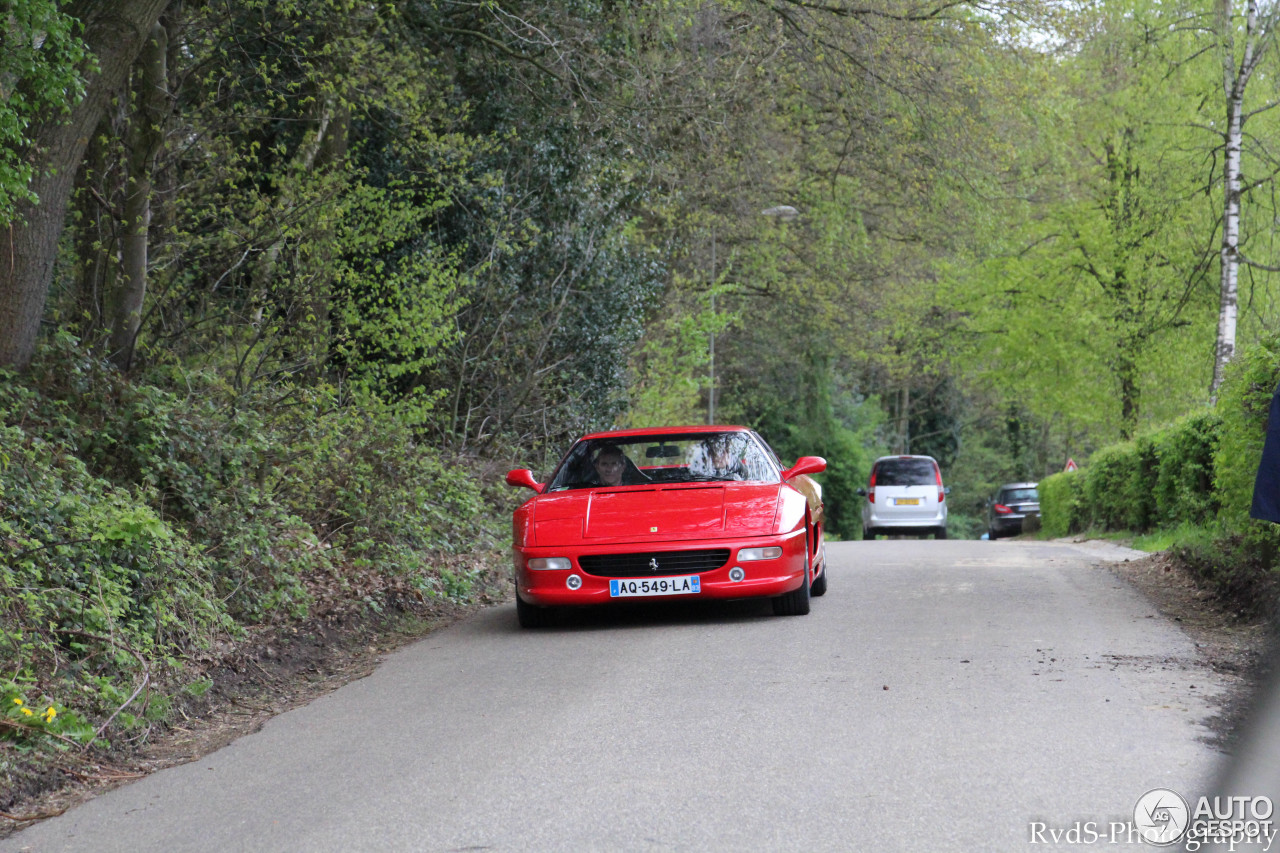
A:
[609,575,701,598]
[895,498,921,506]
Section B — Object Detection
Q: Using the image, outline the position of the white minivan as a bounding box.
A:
[858,455,949,539]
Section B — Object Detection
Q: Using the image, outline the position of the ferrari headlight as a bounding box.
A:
[738,546,783,561]
[527,557,571,571]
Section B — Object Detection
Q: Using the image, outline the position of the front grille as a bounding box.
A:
[579,549,731,578]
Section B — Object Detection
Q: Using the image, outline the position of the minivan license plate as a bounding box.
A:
[895,498,920,506]
[610,576,701,597]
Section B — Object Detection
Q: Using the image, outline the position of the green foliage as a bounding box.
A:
[1153,410,1221,528]
[0,0,87,221]
[1044,412,1222,536]
[0,336,499,753]
[1215,335,1280,530]
[1,685,96,751]
[943,0,1220,452]
[1039,471,1085,537]
[1082,443,1141,531]
[1039,334,1280,599]
[744,355,884,539]
[1212,334,1280,570]
[623,274,732,429]
[0,420,228,661]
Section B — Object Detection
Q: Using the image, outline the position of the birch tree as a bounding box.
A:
[1211,0,1280,398]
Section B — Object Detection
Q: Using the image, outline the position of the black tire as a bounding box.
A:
[811,542,828,597]
[987,528,998,540]
[773,541,812,616]
[862,526,876,540]
[934,527,948,540]
[516,595,556,628]
[810,564,827,597]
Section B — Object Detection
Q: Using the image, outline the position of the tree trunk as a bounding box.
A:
[73,114,118,344]
[1212,0,1278,399]
[897,384,910,453]
[108,20,168,371]
[0,0,171,372]
[1118,350,1139,439]
[1213,4,1245,399]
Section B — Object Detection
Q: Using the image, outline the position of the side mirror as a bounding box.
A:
[505,469,544,493]
[856,487,867,496]
[784,456,827,479]
[944,486,952,495]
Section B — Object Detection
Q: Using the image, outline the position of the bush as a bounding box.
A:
[1046,409,1221,537]
[1212,335,1280,574]
[1215,334,1280,531]
[0,421,232,751]
[1084,443,1140,531]
[1129,433,1159,531]
[1039,470,1084,537]
[1153,410,1220,528]
[0,334,503,755]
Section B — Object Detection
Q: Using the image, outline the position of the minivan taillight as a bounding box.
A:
[936,464,945,503]
[994,503,1012,515]
[868,467,877,503]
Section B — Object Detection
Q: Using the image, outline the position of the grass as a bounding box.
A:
[1130,522,1220,554]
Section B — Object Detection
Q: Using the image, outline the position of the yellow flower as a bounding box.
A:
[44,707,56,721]
[12,698,22,706]
[20,708,32,716]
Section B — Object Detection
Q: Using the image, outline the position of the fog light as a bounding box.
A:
[739,546,782,561]
[729,566,745,582]
[566,574,583,590]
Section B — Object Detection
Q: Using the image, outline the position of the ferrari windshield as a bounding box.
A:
[546,431,780,490]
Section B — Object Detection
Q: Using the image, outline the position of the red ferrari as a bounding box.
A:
[505,425,828,627]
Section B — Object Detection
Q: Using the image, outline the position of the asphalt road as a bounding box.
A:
[3,539,1230,852]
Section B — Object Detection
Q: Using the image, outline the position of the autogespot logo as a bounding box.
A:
[1134,788,1191,845]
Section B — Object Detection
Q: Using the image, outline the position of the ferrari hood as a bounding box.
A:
[530,484,782,547]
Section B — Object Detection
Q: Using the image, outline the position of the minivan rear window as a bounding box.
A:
[874,458,937,486]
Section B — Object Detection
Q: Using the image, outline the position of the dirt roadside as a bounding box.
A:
[1095,547,1276,751]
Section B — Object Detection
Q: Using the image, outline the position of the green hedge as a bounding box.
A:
[1154,410,1220,527]
[1044,413,1223,536]
[1084,442,1142,531]
[1039,470,1083,537]
[1039,334,1275,551]
[1213,334,1280,564]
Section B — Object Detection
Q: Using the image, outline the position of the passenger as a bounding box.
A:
[692,435,749,480]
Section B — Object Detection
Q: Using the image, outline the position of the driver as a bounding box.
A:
[592,444,627,486]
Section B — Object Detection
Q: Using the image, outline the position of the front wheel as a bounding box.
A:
[516,594,556,628]
[811,547,828,597]
[772,541,812,616]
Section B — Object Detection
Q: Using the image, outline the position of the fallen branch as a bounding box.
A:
[49,628,152,746]
[0,806,68,822]
[0,716,84,748]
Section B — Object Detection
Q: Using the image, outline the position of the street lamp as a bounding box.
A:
[708,205,801,425]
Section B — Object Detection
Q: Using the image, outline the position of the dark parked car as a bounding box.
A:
[987,483,1040,539]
